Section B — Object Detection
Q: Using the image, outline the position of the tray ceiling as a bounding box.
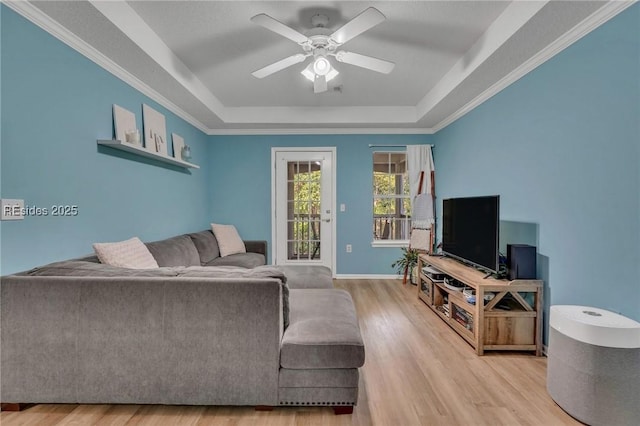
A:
[8,1,632,134]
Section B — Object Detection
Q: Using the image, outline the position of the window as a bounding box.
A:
[286,161,321,260]
[372,152,411,243]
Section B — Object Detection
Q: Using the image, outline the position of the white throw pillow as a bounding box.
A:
[211,223,246,257]
[93,237,159,269]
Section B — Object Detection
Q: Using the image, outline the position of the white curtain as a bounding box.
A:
[407,145,435,229]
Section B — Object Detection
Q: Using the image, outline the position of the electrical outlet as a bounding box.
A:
[1,199,24,220]
[346,244,352,253]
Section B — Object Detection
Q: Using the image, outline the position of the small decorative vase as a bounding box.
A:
[125,129,140,145]
[181,145,192,161]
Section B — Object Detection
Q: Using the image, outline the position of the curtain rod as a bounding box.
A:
[368,144,434,148]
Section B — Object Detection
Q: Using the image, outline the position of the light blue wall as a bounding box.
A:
[2,1,638,330]
[434,5,640,322]
[209,134,432,274]
[0,7,211,274]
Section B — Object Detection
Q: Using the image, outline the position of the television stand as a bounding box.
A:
[417,254,543,356]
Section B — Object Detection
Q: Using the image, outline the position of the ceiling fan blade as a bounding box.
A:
[330,7,386,45]
[251,13,310,44]
[335,51,395,74]
[252,54,307,79]
[314,75,327,93]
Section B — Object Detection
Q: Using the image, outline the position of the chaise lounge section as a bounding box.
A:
[0,229,364,413]
[279,289,364,407]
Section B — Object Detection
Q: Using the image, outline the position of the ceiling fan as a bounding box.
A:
[250,7,395,93]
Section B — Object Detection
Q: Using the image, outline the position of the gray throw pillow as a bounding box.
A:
[188,230,221,265]
[146,235,201,267]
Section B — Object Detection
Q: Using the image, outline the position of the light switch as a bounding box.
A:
[340,203,346,212]
[1,199,25,220]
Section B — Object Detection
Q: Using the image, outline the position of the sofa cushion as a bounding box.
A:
[205,252,265,268]
[187,230,220,265]
[211,223,246,257]
[93,237,159,269]
[275,265,333,289]
[23,260,180,277]
[176,265,289,329]
[145,235,201,267]
[281,289,365,369]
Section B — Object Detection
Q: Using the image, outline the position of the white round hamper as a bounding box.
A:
[547,305,640,426]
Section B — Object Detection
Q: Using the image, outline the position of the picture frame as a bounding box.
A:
[172,133,185,160]
[142,104,167,156]
[113,104,136,144]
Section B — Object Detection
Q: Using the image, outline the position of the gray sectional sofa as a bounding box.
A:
[0,230,364,414]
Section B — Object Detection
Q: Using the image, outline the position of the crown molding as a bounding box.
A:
[431,0,637,132]
[207,127,434,136]
[3,0,210,134]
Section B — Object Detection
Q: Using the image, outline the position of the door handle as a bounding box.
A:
[323,218,331,222]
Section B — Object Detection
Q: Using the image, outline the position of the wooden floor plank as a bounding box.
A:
[92,405,141,426]
[56,404,113,426]
[0,404,77,426]
[0,279,578,426]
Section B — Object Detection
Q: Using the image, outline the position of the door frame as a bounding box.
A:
[271,147,337,275]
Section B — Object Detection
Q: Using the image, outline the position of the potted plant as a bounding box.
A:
[391,247,420,284]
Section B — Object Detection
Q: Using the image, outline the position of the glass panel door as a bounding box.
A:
[274,149,334,269]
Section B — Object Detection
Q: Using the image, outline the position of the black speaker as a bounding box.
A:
[507,244,537,280]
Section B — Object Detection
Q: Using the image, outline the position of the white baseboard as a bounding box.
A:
[334,274,403,280]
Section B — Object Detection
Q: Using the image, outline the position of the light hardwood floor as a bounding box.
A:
[0,279,578,426]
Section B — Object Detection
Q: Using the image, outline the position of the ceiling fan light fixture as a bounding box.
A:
[313,56,331,76]
[251,8,394,89]
[302,62,339,84]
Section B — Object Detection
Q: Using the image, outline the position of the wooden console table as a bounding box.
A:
[417,254,543,356]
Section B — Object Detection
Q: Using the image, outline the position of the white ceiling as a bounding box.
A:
[9,1,633,134]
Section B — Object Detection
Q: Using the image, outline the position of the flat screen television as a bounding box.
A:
[442,195,500,273]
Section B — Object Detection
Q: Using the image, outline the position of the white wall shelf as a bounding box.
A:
[97,139,200,169]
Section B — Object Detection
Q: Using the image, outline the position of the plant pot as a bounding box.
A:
[410,266,418,285]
